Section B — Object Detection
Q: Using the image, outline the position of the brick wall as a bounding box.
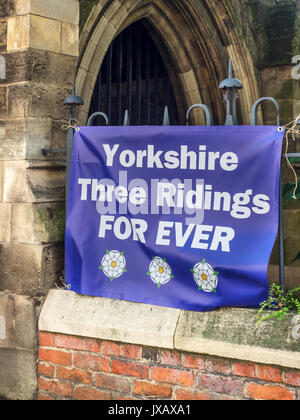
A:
[37,332,300,401]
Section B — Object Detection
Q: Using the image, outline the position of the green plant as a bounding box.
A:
[283,156,300,264]
[283,178,300,202]
[256,283,300,324]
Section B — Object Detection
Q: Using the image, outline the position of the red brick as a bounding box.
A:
[39,332,55,347]
[115,395,137,400]
[83,338,102,353]
[205,358,231,375]
[133,380,172,398]
[232,362,256,378]
[182,354,205,370]
[94,372,131,394]
[151,366,194,387]
[74,386,111,400]
[245,383,295,400]
[38,377,53,393]
[284,370,300,387]
[38,348,72,366]
[102,341,120,357]
[257,365,283,383]
[175,389,211,400]
[159,350,181,366]
[56,334,82,351]
[38,377,72,398]
[57,367,92,384]
[74,353,110,372]
[38,362,55,378]
[36,392,54,400]
[111,359,149,379]
[121,344,141,360]
[197,374,243,397]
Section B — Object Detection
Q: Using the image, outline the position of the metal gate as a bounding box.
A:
[88,20,179,127]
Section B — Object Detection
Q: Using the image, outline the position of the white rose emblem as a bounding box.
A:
[191,259,219,293]
[99,250,126,282]
[147,257,174,288]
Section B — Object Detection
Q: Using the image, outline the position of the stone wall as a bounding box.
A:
[0,0,80,400]
[37,333,300,400]
[77,0,300,125]
[37,290,300,401]
[0,0,299,400]
[226,0,299,125]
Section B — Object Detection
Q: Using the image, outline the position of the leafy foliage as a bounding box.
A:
[283,157,300,264]
[283,178,300,202]
[256,283,300,324]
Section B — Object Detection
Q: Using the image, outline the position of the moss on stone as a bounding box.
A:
[79,0,99,33]
[36,205,65,242]
[262,4,296,67]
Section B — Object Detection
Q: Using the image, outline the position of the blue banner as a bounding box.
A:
[65,126,284,311]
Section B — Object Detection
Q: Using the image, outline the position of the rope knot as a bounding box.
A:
[283,114,300,200]
[61,118,80,131]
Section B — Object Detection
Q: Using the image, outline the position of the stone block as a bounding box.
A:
[11,202,65,243]
[0,243,64,295]
[62,22,79,57]
[0,203,11,242]
[0,347,37,400]
[261,80,294,100]
[0,118,65,161]
[30,14,61,54]
[174,308,300,369]
[278,99,294,123]
[7,15,30,51]
[49,119,68,154]
[275,65,294,81]
[293,98,300,116]
[0,86,7,118]
[26,162,66,202]
[3,160,35,202]
[15,0,79,24]
[0,21,7,51]
[27,50,77,86]
[8,83,69,119]
[7,84,29,118]
[0,161,3,201]
[3,159,66,203]
[0,52,26,85]
[7,14,78,55]
[39,290,181,350]
[0,50,76,87]
[0,119,26,160]
[0,291,38,350]
[26,117,52,160]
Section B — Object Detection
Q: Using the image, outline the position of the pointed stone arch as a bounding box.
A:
[76,0,259,125]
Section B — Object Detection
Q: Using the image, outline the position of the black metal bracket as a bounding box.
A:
[42,149,66,157]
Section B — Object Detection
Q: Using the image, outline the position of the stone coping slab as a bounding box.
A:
[39,290,300,370]
[39,289,180,350]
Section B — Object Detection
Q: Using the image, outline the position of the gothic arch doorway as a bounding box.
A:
[76,0,260,126]
[88,20,180,126]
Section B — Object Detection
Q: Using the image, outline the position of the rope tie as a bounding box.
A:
[282,114,300,200]
[60,116,299,199]
[61,118,80,131]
